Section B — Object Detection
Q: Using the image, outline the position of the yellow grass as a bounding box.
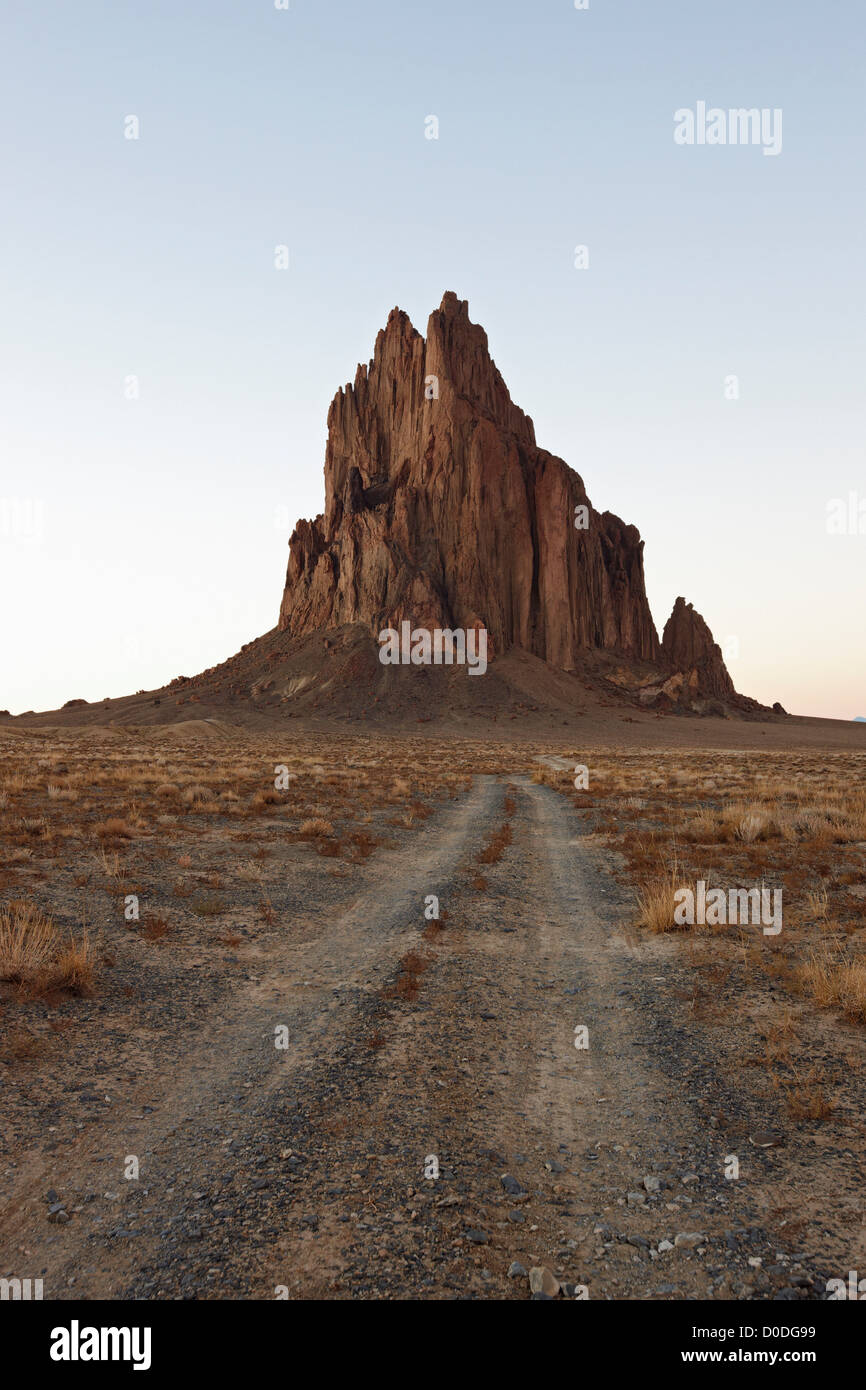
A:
[799,951,866,1024]
[635,871,689,933]
[0,899,94,995]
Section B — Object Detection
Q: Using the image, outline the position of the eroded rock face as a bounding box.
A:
[279,293,660,670]
[661,597,735,699]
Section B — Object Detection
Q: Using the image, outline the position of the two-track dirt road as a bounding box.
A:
[0,778,845,1300]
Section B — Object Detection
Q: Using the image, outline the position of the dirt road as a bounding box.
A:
[0,778,842,1299]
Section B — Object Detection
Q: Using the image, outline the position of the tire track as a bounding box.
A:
[0,776,503,1299]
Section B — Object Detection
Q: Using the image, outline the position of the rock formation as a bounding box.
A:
[279,293,659,670]
[279,292,739,704]
[661,597,735,700]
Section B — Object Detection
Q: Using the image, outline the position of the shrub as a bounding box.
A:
[0,899,94,995]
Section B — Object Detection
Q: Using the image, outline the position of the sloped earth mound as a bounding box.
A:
[6,623,775,737]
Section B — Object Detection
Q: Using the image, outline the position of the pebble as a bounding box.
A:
[674,1232,705,1249]
[750,1131,785,1149]
[500,1174,527,1196]
[529,1266,560,1297]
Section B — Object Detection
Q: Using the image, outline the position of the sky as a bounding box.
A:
[1,0,864,719]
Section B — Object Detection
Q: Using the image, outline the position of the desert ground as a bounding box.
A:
[1,718,865,1301]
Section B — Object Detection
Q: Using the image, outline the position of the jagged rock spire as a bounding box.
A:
[279,293,663,670]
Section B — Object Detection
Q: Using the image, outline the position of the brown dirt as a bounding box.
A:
[2,747,860,1301]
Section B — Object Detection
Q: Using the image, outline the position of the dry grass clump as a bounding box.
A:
[95,817,136,840]
[0,1026,52,1063]
[250,789,281,811]
[20,815,47,837]
[236,859,263,882]
[686,807,718,842]
[348,829,378,859]
[51,936,95,994]
[799,950,866,1024]
[786,1084,835,1122]
[97,848,121,881]
[635,870,690,933]
[258,896,277,925]
[530,764,564,789]
[805,886,829,920]
[299,817,334,839]
[182,784,210,805]
[140,913,171,942]
[47,783,78,801]
[773,1065,837,1122]
[0,899,94,995]
[0,900,55,977]
[735,811,771,843]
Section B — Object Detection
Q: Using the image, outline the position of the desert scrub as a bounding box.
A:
[0,899,94,995]
[635,870,691,933]
[299,818,334,839]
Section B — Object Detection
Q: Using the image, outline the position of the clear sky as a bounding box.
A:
[1,0,864,719]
